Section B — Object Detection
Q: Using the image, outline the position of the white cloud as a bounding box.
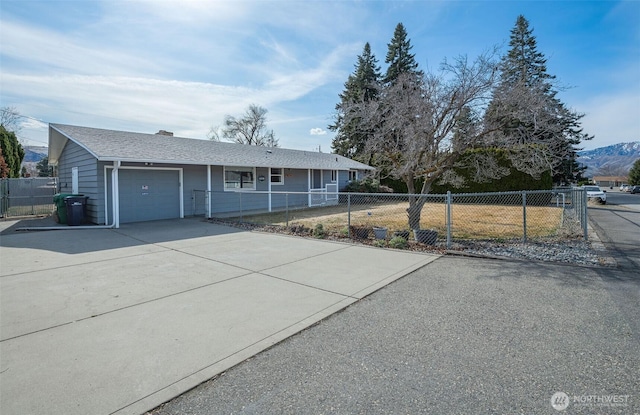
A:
[20,117,48,132]
[0,20,162,77]
[309,128,327,136]
[1,73,256,136]
[0,69,339,148]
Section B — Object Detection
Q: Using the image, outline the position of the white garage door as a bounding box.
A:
[117,169,181,223]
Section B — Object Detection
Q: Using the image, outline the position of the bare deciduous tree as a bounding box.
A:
[214,104,279,147]
[0,106,22,134]
[207,125,222,142]
[344,51,573,230]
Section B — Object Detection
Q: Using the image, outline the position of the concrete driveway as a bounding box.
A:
[0,218,437,415]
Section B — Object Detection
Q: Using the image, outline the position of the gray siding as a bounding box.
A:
[206,168,339,215]
[56,135,370,223]
[57,140,100,224]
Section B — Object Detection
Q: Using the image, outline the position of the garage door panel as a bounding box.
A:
[118,170,180,223]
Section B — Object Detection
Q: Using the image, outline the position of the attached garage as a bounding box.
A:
[107,168,182,224]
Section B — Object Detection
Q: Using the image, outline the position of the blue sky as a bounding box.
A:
[1,0,638,151]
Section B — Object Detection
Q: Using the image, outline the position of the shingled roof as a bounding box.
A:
[49,124,374,171]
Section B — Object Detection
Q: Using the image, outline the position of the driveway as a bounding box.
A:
[145,198,640,414]
[0,218,437,415]
[150,256,640,415]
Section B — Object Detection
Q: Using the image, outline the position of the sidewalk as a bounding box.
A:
[0,218,437,415]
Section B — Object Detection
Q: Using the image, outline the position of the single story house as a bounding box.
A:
[592,176,628,188]
[48,124,374,227]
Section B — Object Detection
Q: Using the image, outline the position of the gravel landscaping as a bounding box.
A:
[208,219,609,267]
[455,239,604,266]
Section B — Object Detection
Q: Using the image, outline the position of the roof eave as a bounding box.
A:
[96,157,374,170]
[49,124,101,166]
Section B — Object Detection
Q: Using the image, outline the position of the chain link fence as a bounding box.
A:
[0,177,58,218]
[194,188,588,247]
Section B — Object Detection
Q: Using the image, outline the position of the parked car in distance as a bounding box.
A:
[620,184,629,192]
[583,185,607,204]
[630,185,640,194]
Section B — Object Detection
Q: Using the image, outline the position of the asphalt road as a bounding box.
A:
[149,245,639,412]
[588,190,639,270]
[586,190,640,351]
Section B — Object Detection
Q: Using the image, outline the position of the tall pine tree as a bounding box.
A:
[487,15,591,184]
[384,23,423,84]
[329,42,381,160]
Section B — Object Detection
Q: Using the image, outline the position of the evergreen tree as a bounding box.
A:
[487,15,591,185]
[0,125,25,178]
[451,106,479,150]
[629,158,640,185]
[36,156,53,177]
[383,23,423,84]
[0,147,10,178]
[329,42,381,159]
[500,16,554,89]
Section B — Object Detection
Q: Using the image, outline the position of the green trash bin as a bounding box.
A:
[53,193,83,224]
[53,193,73,224]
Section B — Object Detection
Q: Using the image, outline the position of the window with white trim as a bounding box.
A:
[224,166,255,190]
[349,170,358,181]
[331,170,337,182]
[270,168,284,185]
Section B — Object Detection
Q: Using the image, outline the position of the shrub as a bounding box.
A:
[382,148,553,193]
[344,178,394,193]
[388,236,408,249]
[313,223,326,239]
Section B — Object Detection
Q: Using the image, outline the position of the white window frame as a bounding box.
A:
[72,167,79,194]
[224,166,256,191]
[270,167,284,185]
[349,170,358,181]
[331,170,337,182]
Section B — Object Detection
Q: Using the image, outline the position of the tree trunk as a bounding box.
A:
[407,197,425,230]
[406,178,433,230]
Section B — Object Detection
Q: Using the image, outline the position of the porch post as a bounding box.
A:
[268,167,272,212]
[112,160,120,228]
[207,165,211,218]
[308,169,311,207]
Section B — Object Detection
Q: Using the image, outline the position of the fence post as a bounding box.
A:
[522,190,527,243]
[192,190,196,217]
[446,191,452,249]
[0,179,6,217]
[347,193,351,238]
[286,193,289,227]
[582,189,588,241]
[30,178,35,215]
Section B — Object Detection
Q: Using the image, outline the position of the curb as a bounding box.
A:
[586,221,617,267]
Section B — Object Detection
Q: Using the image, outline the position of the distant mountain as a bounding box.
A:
[577,142,640,177]
[23,146,48,163]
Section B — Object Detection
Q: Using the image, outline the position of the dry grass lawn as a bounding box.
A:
[236,201,563,240]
